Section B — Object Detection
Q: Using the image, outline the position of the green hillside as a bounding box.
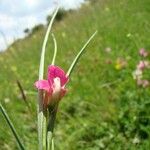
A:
[0,0,150,149]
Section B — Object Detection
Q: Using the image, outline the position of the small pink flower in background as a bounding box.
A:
[137,61,145,70]
[139,48,148,57]
[133,48,150,88]
[142,80,150,88]
[35,65,69,107]
[136,79,149,88]
[137,60,150,70]
[143,60,150,68]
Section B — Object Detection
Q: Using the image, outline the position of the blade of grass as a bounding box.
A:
[66,31,97,77]
[0,103,25,150]
[16,80,31,113]
[38,7,59,150]
[51,33,57,65]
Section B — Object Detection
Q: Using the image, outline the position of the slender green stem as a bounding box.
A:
[47,104,58,150]
[47,131,53,150]
[39,6,59,80]
[67,31,97,77]
[51,138,54,150]
[37,90,44,150]
[0,103,25,150]
[51,34,57,65]
[42,112,47,150]
[38,7,59,150]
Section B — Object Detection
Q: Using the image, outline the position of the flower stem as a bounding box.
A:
[38,7,59,150]
[42,111,47,150]
[47,131,53,150]
[47,104,58,150]
[51,138,55,150]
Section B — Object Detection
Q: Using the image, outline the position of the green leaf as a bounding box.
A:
[0,103,25,150]
[67,31,97,77]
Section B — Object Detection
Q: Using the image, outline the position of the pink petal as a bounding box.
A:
[137,61,145,70]
[48,65,69,86]
[60,88,67,98]
[34,80,50,92]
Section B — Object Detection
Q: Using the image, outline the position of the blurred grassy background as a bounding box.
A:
[0,0,150,149]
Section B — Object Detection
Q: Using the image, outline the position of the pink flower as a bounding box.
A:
[136,79,150,88]
[139,48,148,57]
[143,60,150,68]
[142,80,149,88]
[137,61,145,70]
[35,65,69,107]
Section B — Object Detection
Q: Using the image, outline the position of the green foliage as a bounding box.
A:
[31,24,44,34]
[24,28,30,35]
[0,0,150,149]
[46,9,67,25]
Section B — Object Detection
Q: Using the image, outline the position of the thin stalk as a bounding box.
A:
[47,104,58,150]
[0,103,25,150]
[67,31,97,77]
[51,34,57,65]
[51,138,54,150]
[39,6,59,79]
[42,112,47,150]
[38,7,59,150]
[47,131,53,150]
[38,90,44,150]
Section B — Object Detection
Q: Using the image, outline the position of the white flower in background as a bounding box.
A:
[132,69,143,80]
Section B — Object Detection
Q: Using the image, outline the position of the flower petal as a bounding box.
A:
[48,65,69,86]
[34,80,50,92]
[60,88,67,98]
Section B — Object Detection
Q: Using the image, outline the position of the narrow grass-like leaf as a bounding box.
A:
[0,103,25,150]
[39,6,59,79]
[51,33,57,65]
[38,7,59,150]
[51,138,54,150]
[16,80,31,113]
[42,115,47,150]
[67,31,97,77]
[47,131,53,150]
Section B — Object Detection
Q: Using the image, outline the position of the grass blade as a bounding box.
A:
[0,103,25,150]
[67,31,97,77]
[51,33,57,65]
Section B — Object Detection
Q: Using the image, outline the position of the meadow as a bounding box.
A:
[0,0,150,149]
